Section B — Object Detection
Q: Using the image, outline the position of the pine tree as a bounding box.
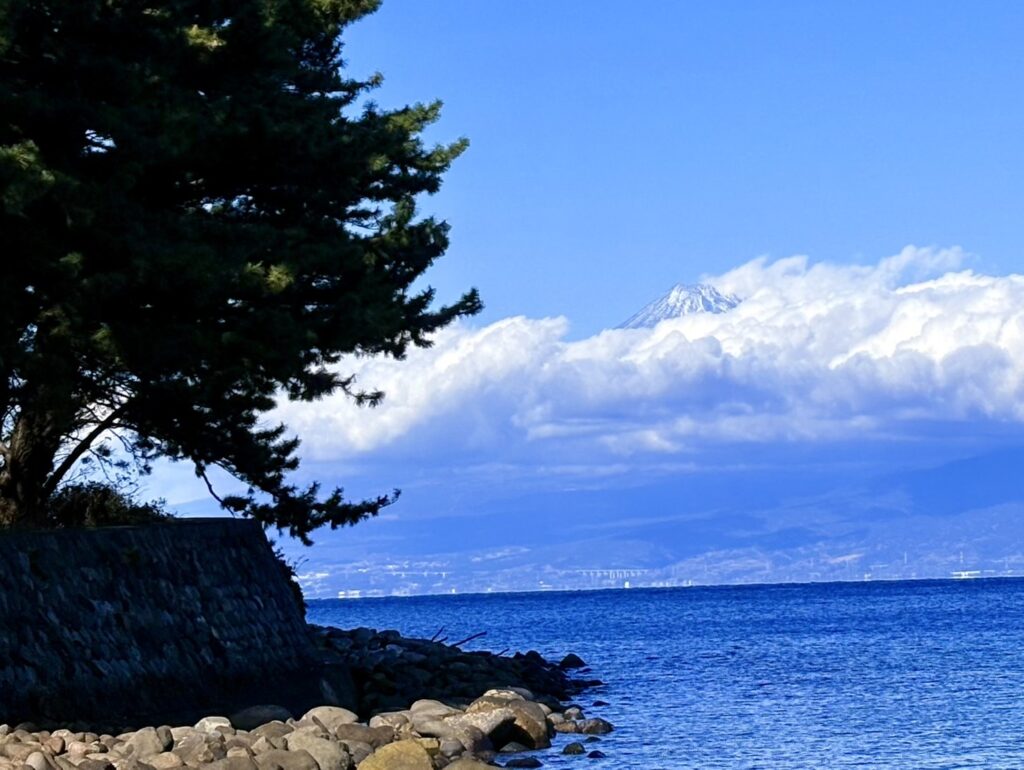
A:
[0,0,480,541]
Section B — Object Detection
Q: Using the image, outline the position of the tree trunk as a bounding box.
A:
[0,410,65,528]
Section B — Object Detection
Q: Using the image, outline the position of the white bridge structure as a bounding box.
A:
[575,569,649,581]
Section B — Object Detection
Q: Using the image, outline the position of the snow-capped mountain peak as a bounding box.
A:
[618,283,741,329]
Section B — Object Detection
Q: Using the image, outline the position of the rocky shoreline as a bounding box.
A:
[0,626,614,770]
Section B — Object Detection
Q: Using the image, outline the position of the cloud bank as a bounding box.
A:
[277,247,1024,467]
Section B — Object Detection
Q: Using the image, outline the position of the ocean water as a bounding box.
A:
[307,579,1024,769]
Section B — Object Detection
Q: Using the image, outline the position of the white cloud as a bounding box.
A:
[275,246,1024,465]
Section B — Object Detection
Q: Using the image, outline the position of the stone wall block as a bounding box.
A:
[0,520,328,728]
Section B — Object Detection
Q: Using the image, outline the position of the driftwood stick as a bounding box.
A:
[451,631,487,647]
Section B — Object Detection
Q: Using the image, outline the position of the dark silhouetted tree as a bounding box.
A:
[0,0,480,540]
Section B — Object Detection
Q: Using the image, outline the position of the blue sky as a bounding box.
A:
[341,1,1024,336]
[148,3,1024,589]
[342,1,1024,335]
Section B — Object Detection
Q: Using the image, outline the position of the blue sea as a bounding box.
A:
[307,579,1024,769]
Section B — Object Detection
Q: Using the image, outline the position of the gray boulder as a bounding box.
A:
[25,751,53,770]
[366,714,409,732]
[249,725,292,743]
[438,739,463,759]
[299,709,356,735]
[4,743,44,762]
[284,728,328,744]
[330,726,393,751]
[336,742,372,766]
[445,708,515,741]
[126,728,171,759]
[253,750,318,770]
[441,760,492,770]
[465,699,549,750]
[283,735,349,770]
[54,756,80,770]
[578,719,613,735]
[408,701,459,720]
[193,720,232,737]
[77,760,115,770]
[482,688,530,701]
[201,758,259,770]
[405,719,454,741]
[147,753,183,770]
[173,733,225,767]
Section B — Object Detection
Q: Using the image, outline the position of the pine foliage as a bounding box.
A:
[0,0,480,540]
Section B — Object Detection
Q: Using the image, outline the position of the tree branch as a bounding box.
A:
[196,463,230,510]
[43,404,129,496]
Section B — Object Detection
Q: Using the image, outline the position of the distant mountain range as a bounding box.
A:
[286,445,1024,598]
[618,283,740,329]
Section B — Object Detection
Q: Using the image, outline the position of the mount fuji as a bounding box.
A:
[618,283,741,329]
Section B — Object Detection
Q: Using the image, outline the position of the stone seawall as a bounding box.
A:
[0,519,329,728]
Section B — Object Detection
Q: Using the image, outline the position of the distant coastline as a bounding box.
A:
[305,572,1023,602]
